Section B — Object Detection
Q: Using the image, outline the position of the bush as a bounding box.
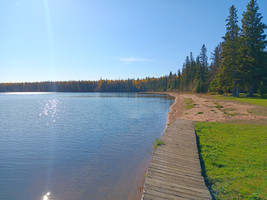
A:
[257,82,267,98]
[196,79,204,93]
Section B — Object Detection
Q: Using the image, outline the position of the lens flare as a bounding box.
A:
[43,192,50,200]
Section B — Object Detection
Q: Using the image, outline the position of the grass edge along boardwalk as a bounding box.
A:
[196,122,267,199]
[142,119,212,200]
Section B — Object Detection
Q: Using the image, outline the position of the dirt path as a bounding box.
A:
[166,92,267,124]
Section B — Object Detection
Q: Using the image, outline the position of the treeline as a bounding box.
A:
[178,0,267,96]
[0,77,179,92]
[0,0,266,96]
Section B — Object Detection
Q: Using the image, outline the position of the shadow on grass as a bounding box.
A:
[195,132,215,200]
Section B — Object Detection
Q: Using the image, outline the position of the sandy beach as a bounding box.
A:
[166,92,267,125]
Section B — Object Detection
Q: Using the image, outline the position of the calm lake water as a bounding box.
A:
[0,92,173,200]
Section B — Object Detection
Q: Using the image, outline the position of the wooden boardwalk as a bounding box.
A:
[142,119,212,200]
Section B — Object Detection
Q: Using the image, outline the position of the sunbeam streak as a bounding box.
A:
[43,0,57,87]
[43,1,58,193]
[43,0,54,62]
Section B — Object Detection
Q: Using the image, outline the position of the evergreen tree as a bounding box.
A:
[195,56,202,81]
[210,44,222,77]
[199,44,208,83]
[208,43,222,91]
[220,5,240,96]
[169,71,173,78]
[177,69,181,90]
[189,52,197,84]
[240,0,267,96]
[196,79,204,93]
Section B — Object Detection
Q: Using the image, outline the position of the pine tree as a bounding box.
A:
[199,44,208,81]
[210,44,222,74]
[189,52,197,84]
[196,44,209,92]
[240,0,267,96]
[196,79,204,93]
[199,44,208,82]
[208,43,222,90]
[177,69,181,90]
[220,5,240,96]
[195,56,202,81]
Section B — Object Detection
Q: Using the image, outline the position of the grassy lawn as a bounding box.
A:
[195,122,267,199]
[211,94,267,107]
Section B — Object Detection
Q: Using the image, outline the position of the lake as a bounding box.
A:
[0,92,173,200]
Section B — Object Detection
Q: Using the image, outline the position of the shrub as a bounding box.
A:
[196,79,204,93]
[257,82,267,98]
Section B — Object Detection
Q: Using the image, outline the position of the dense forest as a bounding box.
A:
[1,0,266,96]
[0,77,178,93]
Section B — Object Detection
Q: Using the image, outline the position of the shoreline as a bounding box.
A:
[128,92,181,200]
[165,92,186,125]
[141,92,186,125]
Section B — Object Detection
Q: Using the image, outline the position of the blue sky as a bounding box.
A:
[0,0,266,83]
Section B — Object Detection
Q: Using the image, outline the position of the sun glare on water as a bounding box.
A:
[43,192,50,200]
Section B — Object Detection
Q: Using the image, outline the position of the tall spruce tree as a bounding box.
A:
[177,69,181,90]
[240,0,267,96]
[210,44,222,77]
[208,44,222,92]
[198,45,208,92]
[189,52,197,84]
[199,44,208,78]
[220,5,240,96]
[195,56,201,80]
[195,55,204,92]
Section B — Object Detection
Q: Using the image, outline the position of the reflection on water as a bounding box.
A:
[0,93,173,200]
[66,92,175,100]
[43,192,50,200]
[1,92,56,95]
[39,99,60,125]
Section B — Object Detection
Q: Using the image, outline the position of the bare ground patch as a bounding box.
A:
[166,93,267,125]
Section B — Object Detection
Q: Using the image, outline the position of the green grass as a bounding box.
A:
[197,111,204,115]
[223,108,236,112]
[153,138,165,149]
[196,122,267,199]
[221,108,238,117]
[234,98,267,107]
[227,112,237,117]
[212,95,267,107]
[214,102,224,109]
[184,98,195,110]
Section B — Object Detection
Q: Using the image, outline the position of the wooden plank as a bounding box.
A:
[142,119,212,200]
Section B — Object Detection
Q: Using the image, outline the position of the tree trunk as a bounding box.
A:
[236,87,239,97]
[248,85,254,97]
[233,65,237,97]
